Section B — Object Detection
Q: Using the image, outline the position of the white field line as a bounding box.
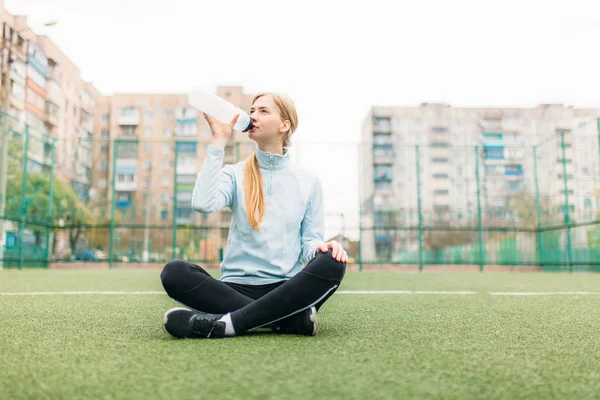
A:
[489,291,600,296]
[336,290,476,295]
[0,290,598,296]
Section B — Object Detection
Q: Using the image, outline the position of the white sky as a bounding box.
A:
[7,0,600,239]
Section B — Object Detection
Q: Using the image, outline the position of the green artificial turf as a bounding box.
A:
[1,269,600,399]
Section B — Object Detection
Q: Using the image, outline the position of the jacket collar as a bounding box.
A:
[255,147,290,170]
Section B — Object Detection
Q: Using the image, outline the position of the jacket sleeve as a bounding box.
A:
[300,176,325,263]
[191,145,236,213]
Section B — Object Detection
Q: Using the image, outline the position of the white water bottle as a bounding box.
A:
[188,88,252,132]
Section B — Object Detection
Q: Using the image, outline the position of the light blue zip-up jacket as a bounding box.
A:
[191,145,324,285]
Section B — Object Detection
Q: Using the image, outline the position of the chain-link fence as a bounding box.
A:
[1,110,599,271]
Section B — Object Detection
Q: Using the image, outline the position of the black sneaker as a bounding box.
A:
[163,307,226,339]
[271,306,318,336]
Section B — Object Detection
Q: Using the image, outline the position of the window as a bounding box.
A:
[486,165,504,174]
[100,145,108,154]
[432,173,449,179]
[177,175,196,184]
[145,110,154,120]
[432,157,449,163]
[117,174,135,183]
[143,160,151,171]
[144,128,153,137]
[375,180,391,190]
[484,120,499,130]
[374,164,392,181]
[101,129,109,138]
[163,109,173,120]
[145,144,152,154]
[161,209,168,220]
[373,117,391,132]
[100,161,108,171]
[485,148,504,160]
[434,189,449,195]
[161,177,170,187]
[163,128,172,137]
[176,124,197,136]
[559,204,575,214]
[505,165,523,176]
[143,177,150,188]
[117,142,138,153]
[373,134,393,146]
[98,179,107,188]
[162,144,172,154]
[161,193,170,203]
[26,88,45,111]
[162,160,171,170]
[373,146,394,159]
[122,126,136,137]
[582,167,590,176]
[102,113,110,122]
[119,107,138,117]
[507,182,524,192]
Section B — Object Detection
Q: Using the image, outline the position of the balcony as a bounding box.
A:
[10,94,25,110]
[373,117,392,133]
[10,59,27,85]
[483,132,503,147]
[115,180,137,192]
[81,118,94,134]
[118,108,140,125]
[373,152,395,164]
[80,93,93,113]
[176,164,196,175]
[46,112,59,127]
[46,81,62,105]
[176,192,192,203]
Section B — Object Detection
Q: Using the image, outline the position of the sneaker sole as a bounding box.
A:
[309,306,318,336]
[163,307,191,336]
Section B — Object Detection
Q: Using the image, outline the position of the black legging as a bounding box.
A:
[160,249,346,334]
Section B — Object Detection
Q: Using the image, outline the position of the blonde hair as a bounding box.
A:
[244,93,298,230]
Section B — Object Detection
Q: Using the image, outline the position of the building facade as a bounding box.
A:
[91,86,256,259]
[360,103,600,260]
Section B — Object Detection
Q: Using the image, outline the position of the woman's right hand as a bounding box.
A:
[204,113,239,149]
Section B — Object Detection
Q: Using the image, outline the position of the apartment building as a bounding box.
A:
[360,103,600,259]
[92,86,256,230]
[0,7,100,202]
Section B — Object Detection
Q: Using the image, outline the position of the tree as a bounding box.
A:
[6,170,93,255]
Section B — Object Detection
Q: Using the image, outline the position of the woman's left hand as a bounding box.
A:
[317,240,348,263]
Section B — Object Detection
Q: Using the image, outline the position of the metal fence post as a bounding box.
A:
[597,118,600,210]
[109,139,119,269]
[560,131,573,272]
[44,138,56,267]
[172,142,179,260]
[474,146,484,272]
[416,145,424,272]
[17,124,31,270]
[533,146,544,268]
[358,208,363,271]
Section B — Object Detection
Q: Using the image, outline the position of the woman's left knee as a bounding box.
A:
[310,250,346,281]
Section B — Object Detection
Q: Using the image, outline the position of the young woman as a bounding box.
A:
[160,92,347,339]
